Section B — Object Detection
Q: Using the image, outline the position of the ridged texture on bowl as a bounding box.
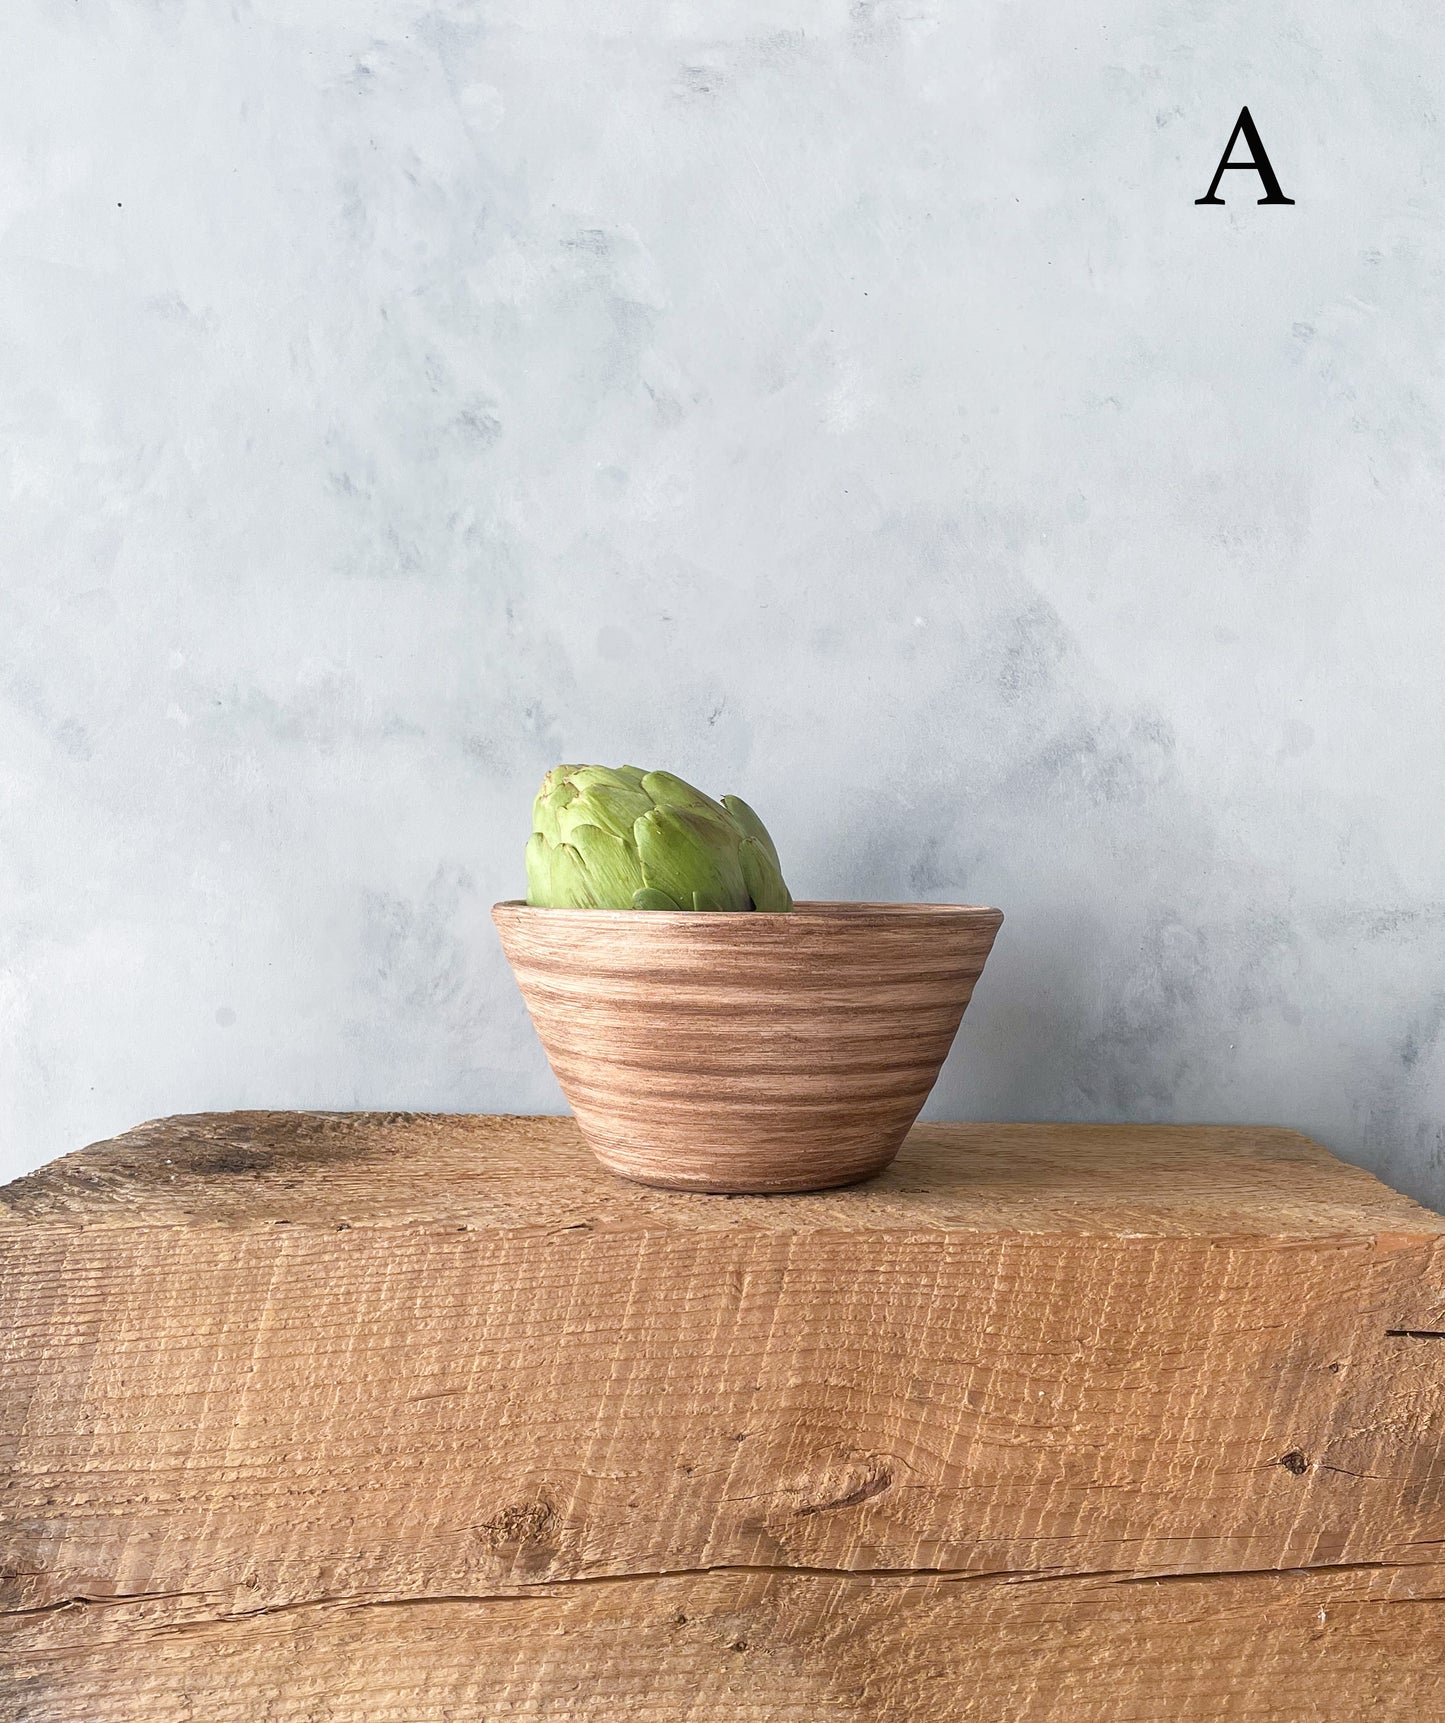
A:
[493,900,1003,1193]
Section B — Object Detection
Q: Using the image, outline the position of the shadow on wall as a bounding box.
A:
[771,568,1445,1217]
[918,893,1445,1217]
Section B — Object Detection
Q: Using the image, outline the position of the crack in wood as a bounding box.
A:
[2,1589,216,1620]
[6,1557,1434,1628]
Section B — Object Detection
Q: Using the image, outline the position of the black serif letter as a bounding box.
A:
[1195,107,1294,205]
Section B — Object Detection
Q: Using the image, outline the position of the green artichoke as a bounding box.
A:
[525,764,793,912]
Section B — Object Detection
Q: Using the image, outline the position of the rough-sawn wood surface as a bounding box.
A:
[2,1113,1443,1719]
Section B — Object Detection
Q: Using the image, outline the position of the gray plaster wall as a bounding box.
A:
[4,2,1443,1207]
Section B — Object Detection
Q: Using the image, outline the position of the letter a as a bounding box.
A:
[1195,107,1295,205]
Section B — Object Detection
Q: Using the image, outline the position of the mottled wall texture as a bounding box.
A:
[4,2,1443,1205]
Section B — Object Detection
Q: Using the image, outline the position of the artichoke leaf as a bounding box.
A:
[632,886,682,910]
[528,834,600,908]
[523,831,554,907]
[635,805,750,911]
[567,821,646,908]
[722,794,782,869]
[640,769,730,821]
[558,778,653,844]
[739,834,793,912]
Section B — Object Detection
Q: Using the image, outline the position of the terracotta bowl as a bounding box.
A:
[493,899,1003,1194]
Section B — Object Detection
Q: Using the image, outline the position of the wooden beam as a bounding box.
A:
[3,1114,1442,1718]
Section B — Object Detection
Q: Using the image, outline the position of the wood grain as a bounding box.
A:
[3,1113,1444,1720]
[492,900,1003,1191]
[9,1565,1445,1722]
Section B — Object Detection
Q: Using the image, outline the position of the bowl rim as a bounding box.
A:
[493,898,1003,924]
